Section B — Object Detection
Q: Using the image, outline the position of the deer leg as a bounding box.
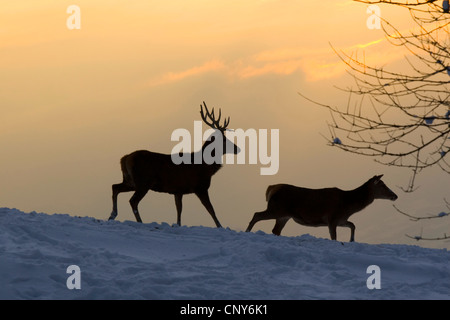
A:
[110,182,134,220]
[272,217,290,236]
[174,193,183,226]
[340,221,356,242]
[129,189,148,223]
[328,222,338,241]
[195,190,222,228]
[246,209,279,232]
[246,211,265,232]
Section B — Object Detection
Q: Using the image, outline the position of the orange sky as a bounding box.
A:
[1,1,448,248]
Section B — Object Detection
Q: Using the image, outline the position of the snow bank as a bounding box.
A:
[0,207,449,300]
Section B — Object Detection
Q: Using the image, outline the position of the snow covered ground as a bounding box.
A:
[0,207,449,300]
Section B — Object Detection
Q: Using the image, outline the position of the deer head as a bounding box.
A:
[370,175,398,201]
[200,101,240,161]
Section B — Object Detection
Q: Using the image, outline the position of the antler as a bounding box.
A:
[200,101,230,131]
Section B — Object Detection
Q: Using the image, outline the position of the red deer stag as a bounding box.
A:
[246,175,398,242]
[109,102,240,227]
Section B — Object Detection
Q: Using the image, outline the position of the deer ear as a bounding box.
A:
[371,175,383,184]
[373,174,384,184]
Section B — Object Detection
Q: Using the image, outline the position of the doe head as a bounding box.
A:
[370,174,398,201]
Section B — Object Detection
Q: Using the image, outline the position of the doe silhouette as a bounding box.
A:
[246,175,398,242]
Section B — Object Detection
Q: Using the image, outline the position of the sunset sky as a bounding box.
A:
[1,1,448,248]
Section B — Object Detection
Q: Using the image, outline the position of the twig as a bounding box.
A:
[406,233,450,241]
[393,204,450,221]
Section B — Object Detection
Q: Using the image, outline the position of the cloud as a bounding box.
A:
[146,35,407,86]
[237,47,347,82]
[353,38,384,49]
[237,59,304,79]
[145,53,348,86]
[147,59,226,86]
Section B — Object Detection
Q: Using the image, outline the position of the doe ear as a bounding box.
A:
[374,174,383,183]
[373,174,384,184]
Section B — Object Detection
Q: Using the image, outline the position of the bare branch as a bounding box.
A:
[304,1,450,241]
[394,204,450,221]
[301,2,450,190]
[406,233,450,240]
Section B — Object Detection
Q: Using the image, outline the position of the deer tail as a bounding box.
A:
[120,154,134,185]
[265,185,282,202]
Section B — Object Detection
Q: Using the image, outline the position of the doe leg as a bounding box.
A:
[272,217,290,236]
[328,222,338,241]
[246,209,279,232]
[195,190,222,228]
[129,189,148,223]
[341,221,356,242]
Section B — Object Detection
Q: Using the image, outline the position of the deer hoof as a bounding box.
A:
[109,211,117,220]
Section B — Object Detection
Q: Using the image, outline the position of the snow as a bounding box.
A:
[332,137,342,145]
[424,116,435,125]
[0,207,449,300]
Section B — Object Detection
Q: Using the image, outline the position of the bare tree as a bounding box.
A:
[300,0,450,240]
[394,198,449,240]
